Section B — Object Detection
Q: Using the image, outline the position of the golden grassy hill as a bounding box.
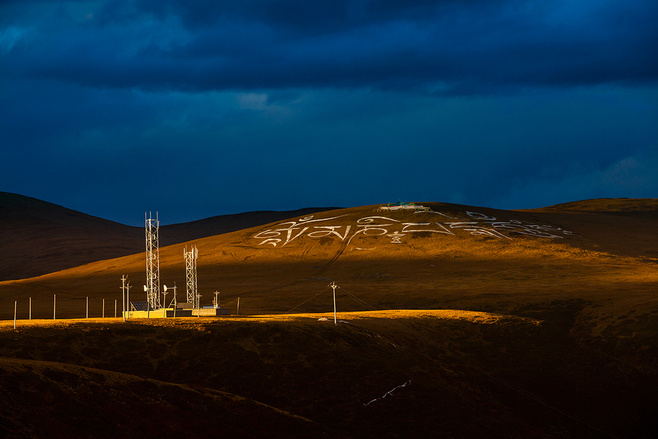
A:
[3,200,656,323]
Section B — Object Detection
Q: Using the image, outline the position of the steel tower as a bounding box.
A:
[184,245,198,309]
[145,212,161,310]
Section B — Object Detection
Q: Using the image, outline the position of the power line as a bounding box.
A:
[285,288,331,314]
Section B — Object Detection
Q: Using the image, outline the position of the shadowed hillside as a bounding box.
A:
[1,312,657,438]
[0,356,335,439]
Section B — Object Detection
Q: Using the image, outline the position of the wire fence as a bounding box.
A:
[4,295,125,324]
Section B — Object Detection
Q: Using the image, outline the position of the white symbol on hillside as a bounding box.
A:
[251,209,574,248]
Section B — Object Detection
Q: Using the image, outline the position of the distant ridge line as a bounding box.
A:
[0,191,340,281]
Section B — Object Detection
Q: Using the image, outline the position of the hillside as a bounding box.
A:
[1,311,656,438]
[531,197,658,215]
[0,355,334,438]
[2,200,657,327]
[0,191,336,281]
[1,198,657,437]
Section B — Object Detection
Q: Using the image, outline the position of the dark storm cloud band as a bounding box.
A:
[3,0,657,94]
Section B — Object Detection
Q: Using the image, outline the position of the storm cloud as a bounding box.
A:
[1,0,656,224]
[5,0,658,92]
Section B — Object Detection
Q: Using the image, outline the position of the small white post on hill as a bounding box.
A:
[173,287,177,318]
[121,275,127,322]
[144,284,150,318]
[162,285,169,318]
[114,299,117,318]
[53,294,56,320]
[329,281,338,326]
[29,297,31,320]
[102,299,105,319]
[14,301,17,330]
[86,296,89,319]
[126,282,131,320]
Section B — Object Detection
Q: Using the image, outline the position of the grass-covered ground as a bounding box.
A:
[2,309,657,438]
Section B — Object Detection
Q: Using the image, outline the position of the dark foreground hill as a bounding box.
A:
[1,313,657,438]
[0,191,335,281]
[0,355,334,439]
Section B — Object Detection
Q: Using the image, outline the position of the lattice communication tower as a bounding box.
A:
[184,245,198,308]
[145,212,161,310]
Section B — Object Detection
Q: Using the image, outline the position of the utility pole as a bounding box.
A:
[162,285,169,318]
[121,275,127,322]
[214,291,220,308]
[329,281,338,326]
[126,282,131,320]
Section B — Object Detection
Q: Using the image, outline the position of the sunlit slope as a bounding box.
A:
[2,201,656,322]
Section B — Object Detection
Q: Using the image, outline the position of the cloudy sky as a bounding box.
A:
[1,0,657,225]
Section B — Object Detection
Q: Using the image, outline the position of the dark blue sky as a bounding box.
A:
[2,0,657,225]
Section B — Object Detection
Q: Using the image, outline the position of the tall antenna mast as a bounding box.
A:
[145,211,161,310]
[184,245,199,309]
